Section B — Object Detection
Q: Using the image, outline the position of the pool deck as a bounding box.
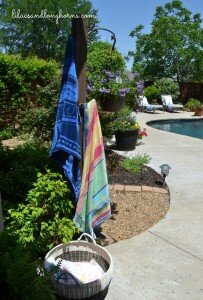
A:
[106,111,203,300]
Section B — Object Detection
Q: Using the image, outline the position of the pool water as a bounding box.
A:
[147,118,203,140]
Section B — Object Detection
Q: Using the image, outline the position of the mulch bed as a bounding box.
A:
[105,149,164,187]
[96,149,170,245]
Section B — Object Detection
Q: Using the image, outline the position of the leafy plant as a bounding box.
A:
[0,141,61,213]
[138,128,148,140]
[124,84,137,109]
[7,170,79,252]
[112,106,140,132]
[0,54,59,116]
[0,128,13,141]
[88,70,131,102]
[144,85,160,102]
[99,111,117,138]
[0,230,55,300]
[19,106,56,141]
[185,98,201,111]
[120,154,151,173]
[156,78,180,100]
[87,41,125,81]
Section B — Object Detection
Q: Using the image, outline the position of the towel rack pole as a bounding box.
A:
[72,16,88,104]
[72,16,88,173]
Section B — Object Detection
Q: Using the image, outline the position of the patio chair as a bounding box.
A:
[161,95,184,112]
[138,96,163,113]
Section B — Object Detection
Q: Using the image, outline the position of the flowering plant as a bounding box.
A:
[111,106,140,132]
[138,128,148,139]
[87,70,131,101]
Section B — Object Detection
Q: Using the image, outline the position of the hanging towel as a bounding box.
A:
[74,100,111,236]
[50,35,81,202]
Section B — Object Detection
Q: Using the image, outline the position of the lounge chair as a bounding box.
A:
[161,95,184,112]
[138,96,163,113]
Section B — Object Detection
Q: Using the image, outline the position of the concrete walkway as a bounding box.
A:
[106,112,203,300]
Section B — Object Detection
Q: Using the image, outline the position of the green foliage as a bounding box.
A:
[121,154,151,174]
[19,106,56,141]
[124,84,137,109]
[112,106,140,132]
[7,170,79,251]
[99,112,117,138]
[0,128,13,141]
[185,98,201,111]
[155,78,180,100]
[144,85,160,102]
[87,41,126,102]
[130,0,203,82]
[0,0,98,62]
[89,72,131,102]
[0,141,61,211]
[87,41,125,81]
[0,54,60,115]
[0,230,55,300]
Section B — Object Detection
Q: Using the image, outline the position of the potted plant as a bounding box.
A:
[88,70,131,112]
[112,107,140,151]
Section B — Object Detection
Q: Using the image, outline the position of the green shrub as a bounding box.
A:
[7,170,79,252]
[0,128,13,141]
[19,106,56,141]
[185,98,201,111]
[0,141,61,211]
[120,154,151,173]
[124,84,137,109]
[0,54,59,115]
[156,78,180,100]
[99,112,117,138]
[144,85,160,102]
[0,230,55,300]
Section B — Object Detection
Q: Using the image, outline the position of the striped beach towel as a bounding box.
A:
[74,100,111,236]
[50,35,81,202]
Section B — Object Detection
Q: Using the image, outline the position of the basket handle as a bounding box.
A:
[77,233,96,244]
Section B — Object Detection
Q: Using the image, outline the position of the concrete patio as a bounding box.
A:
[106,111,203,300]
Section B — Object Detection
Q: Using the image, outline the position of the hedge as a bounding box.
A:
[0,54,60,115]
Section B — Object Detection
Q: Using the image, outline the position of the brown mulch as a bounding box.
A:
[99,190,169,245]
[105,149,165,187]
[96,149,170,245]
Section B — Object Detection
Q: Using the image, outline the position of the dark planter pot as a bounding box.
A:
[115,129,139,151]
[99,97,124,112]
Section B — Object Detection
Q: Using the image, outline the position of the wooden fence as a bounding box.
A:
[179,82,203,104]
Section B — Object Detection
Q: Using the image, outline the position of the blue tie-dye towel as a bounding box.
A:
[50,35,81,202]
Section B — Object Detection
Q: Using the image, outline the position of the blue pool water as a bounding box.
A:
[147,118,203,140]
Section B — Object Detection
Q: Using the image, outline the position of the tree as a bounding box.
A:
[129,0,203,82]
[0,0,98,62]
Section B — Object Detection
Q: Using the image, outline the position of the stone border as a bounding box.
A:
[109,184,168,194]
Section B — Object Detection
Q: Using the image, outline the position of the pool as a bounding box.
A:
[147,118,203,140]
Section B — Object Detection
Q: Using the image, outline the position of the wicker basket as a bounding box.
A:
[45,233,113,299]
